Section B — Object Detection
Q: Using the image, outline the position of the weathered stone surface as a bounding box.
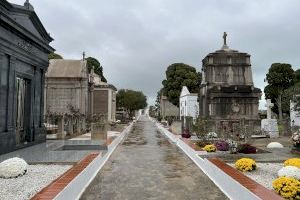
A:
[91,123,108,140]
[198,33,261,136]
[262,119,279,138]
[160,96,179,119]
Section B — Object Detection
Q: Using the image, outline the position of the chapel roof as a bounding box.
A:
[180,86,190,97]
[1,0,53,44]
[46,59,88,78]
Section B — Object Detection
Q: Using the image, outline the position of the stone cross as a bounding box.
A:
[24,0,30,9]
[265,99,274,119]
[223,32,227,45]
[82,51,86,60]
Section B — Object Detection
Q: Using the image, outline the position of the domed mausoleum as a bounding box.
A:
[198,33,262,136]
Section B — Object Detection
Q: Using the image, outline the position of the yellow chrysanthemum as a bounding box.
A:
[284,158,300,168]
[272,177,300,199]
[203,144,216,152]
[235,158,256,172]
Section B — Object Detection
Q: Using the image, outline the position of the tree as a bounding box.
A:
[48,52,63,60]
[116,89,147,117]
[293,69,300,111]
[162,63,201,106]
[86,57,107,82]
[295,69,300,84]
[155,89,162,110]
[264,63,295,120]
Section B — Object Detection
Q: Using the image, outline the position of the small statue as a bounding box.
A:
[223,32,228,46]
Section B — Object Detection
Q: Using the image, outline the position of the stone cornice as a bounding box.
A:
[0,0,54,52]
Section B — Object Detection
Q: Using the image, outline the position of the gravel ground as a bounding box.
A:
[0,164,71,200]
[229,163,283,189]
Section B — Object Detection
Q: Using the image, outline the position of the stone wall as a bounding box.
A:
[45,79,88,115]
[160,97,179,119]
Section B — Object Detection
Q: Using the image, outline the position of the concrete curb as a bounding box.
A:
[154,121,261,200]
[54,123,133,200]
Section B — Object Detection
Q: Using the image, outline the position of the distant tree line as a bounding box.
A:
[160,63,201,107]
[117,89,147,117]
[264,63,300,120]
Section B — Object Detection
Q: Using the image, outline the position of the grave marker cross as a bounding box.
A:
[265,99,274,119]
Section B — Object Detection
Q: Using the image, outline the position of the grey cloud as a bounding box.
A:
[9,0,300,107]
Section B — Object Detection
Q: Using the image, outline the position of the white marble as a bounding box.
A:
[291,100,300,127]
[267,142,284,148]
[261,119,279,138]
[262,99,279,138]
[278,166,300,180]
[180,86,199,120]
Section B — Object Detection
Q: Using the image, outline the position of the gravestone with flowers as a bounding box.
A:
[261,99,279,138]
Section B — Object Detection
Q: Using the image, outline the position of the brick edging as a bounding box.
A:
[181,138,204,151]
[208,158,283,200]
[31,152,100,200]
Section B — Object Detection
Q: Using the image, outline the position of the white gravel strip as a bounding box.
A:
[229,163,283,189]
[0,164,72,200]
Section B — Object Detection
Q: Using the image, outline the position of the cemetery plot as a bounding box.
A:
[0,164,71,200]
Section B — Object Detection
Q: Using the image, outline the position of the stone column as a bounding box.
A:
[40,69,46,127]
[68,119,74,135]
[7,57,17,132]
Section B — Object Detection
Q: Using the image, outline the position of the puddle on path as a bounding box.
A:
[81,116,228,200]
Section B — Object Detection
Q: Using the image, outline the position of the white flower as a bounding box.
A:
[206,132,218,139]
[278,166,300,180]
[266,142,284,148]
[0,157,28,179]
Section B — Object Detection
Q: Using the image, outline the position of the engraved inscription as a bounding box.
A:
[17,40,34,53]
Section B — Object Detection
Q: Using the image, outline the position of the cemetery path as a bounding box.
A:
[80,116,227,200]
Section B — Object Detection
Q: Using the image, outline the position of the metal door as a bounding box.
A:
[15,77,27,145]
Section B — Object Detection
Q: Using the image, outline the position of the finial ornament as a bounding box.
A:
[83,51,86,60]
[223,32,227,46]
[24,0,33,10]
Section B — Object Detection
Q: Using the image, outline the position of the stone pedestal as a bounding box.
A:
[91,123,109,140]
[57,116,66,139]
[261,119,279,138]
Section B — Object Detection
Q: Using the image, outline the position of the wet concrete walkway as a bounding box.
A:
[81,116,227,200]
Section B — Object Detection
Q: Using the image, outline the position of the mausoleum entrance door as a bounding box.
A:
[15,77,31,146]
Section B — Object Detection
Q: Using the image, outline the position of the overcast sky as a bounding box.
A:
[9,0,300,108]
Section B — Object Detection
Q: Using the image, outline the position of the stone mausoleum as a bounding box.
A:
[198,33,262,136]
[45,59,89,136]
[0,0,54,154]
